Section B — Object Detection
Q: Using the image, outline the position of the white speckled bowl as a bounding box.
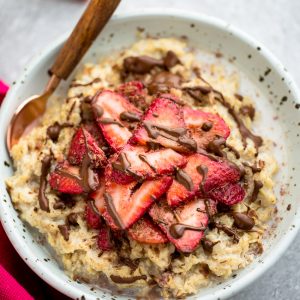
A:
[1,10,300,300]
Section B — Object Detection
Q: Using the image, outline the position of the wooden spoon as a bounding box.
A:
[6,0,120,151]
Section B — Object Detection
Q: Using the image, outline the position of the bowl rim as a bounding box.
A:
[1,8,300,300]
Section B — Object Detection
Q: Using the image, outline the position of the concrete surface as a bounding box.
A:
[0,0,299,299]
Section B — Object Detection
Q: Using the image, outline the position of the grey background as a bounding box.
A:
[0,0,299,299]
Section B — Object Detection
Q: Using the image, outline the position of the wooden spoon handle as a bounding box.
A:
[49,0,120,80]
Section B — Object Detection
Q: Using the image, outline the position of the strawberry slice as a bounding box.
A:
[89,175,106,215]
[110,144,187,184]
[92,90,142,151]
[183,107,230,150]
[116,81,147,111]
[208,182,245,205]
[102,176,173,230]
[49,161,84,194]
[67,127,107,168]
[49,160,99,194]
[167,153,241,207]
[128,217,168,244]
[85,200,102,229]
[149,199,209,252]
[130,97,196,153]
[98,226,114,251]
[84,122,109,149]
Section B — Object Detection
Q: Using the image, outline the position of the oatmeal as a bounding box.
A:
[6,38,278,298]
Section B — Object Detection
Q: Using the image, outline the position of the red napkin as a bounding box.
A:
[0,80,69,299]
[0,80,9,105]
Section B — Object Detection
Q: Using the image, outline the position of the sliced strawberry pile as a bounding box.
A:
[167,153,242,207]
[116,81,147,110]
[102,176,173,230]
[130,97,196,153]
[149,199,209,252]
[46,71,249,253]
[128,217,168,244]
[183,107,230,150]
[68,127,107,168]
[92,90,142,151]
[49,161,85,194]
[110,144,187,184]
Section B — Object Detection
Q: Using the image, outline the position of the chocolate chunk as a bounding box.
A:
[123,56,164,74]
[163,51,181,69]
[234,93,244,101]
[201,238,217,253]
[147,71,181,95]
[251,180,263,202]
[58,224,70,241]
[47,122,73,142]
[232,212,255,230]
[67,213,79,226]
[47,122,61,142]
[80,101,94,122]
[201,121,213,132]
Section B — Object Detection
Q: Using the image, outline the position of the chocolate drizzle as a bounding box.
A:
[214,222,240,242]
[175,169,194,191]
[110,274,147,284]
[143,121,196,150]
[225,144,240,159]
[242,162,261,173]
[112,153,142,180]
[120,111,141,122]
[201,238,219,253]
[80,130,99,192]
[112,153,131,172]
[99,118,124,127]
[38,155,52,212]
[47,122,72,142]
[183,86,212,105]
[93,104,104,118]
[250,180,263,202]
[70,78,101,88]
[177,135,197,151]
[104,193,125,229]
[207,137,226,157]
[213,90,263,150]
[169,223,206,239]
[138,154,156,171]
[240,105,255,120]
[197,165,208,194]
